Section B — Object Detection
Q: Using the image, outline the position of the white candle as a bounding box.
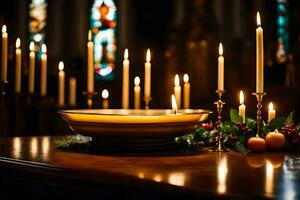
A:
[87,30,94,93]
[171,94,178,114]
[1,25,7,82]
[174,74,181,109]
[256,12,264,93]
[122,48,129,109]
[134,76,141,109]
[40,44,47,96]
[28,42,35,93]
[238,90,246,123]
[268,102,276,122]
[144,49,151,99]
[69,77,76,106]
[58,61,65,106]
[102,89,109,109]
[15,38,22,93]
[218,43,224,91]
[183,74,190,109]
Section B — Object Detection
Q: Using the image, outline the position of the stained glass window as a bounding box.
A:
[28,0,47,57]
[90,0,117,80]
[276,0,289,63]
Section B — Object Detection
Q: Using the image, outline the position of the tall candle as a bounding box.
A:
[256,12,264,93]
[122,48,129,109]
[1,25,7,82]
[15,38,22,93]
[218,43,224,91]
[40,44,47,96]
[87,30,94,93]
[238,90,246,123]
[58,61,65,106]
[134,76,141,109]
[144,49,151,99]
[28,42,35,93]
[174,74,181,109]
[69,77,76,106]
[268,102,276,122]
[102,89,109,109]
[183,74,190,109]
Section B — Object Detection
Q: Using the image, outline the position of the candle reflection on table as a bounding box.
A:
[153,174,162,182]
[12,137,21,159]
[168,172,185,186]
[30,137,38,159]
[217,154,228,194]
[265,161,274,196]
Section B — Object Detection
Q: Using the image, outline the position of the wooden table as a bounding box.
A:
[0,136,299,199]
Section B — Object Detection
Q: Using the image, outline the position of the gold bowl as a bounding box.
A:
[59,109,211,150]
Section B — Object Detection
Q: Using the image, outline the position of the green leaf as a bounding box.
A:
[233,141,248,155]
[221,121,238,134]
[245,117,255,127]
[268,117,286,131]
[285,111,295,124]
[230,109,243,123]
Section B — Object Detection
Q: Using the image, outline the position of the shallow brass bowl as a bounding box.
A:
[59,109,211,150]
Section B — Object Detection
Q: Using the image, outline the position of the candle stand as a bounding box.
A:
[83,91,98,108]
[252,92,266,137]
[0,81,9,97]
[144,96,152,109]
[209,90,228,152]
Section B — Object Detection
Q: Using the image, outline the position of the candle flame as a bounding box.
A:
[172,94,178,114]
[257,12,261,27]
[174,74,180,86]
[146,49,151,62]
[219,43,223,56]
[134,76,140,86]
[58,61,64,71]
[183,74,189,83]
[30,42,35,51]
[269,102,274,111]
[42,44,47,53]
[16,38,20,48]
[239,90,244,104]
[88,30,92,41]
[2,25,6,33]
[124,48,129,59]
[102,89,109,99]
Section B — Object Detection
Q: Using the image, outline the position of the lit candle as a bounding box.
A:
[183,74,190,109]
[171,94,178,114]
[268,102,276,122]
[256,12,264,93]
[58,61,65,106]
[87,30,94,93]
[238,90,246,123]
[174,74,181,108]
[122,48,129,109]
[40,44,47,96]
[69,77,76,106]
[15,38,22,93]
[28,42,35,94]
[144,49,151,99]
[1,25,7,82]
[218,43,224,91]
[102,89,109,109]
[134,76,141,109]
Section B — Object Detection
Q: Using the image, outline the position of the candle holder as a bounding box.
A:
[252,92,266,137]
[144,96,152,109]
[0,81,9,96]
[209,90,228,152]
[83,91,98,108]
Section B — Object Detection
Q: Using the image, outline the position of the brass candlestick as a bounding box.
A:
[83,91,98,108]
[144,96,152,109]
[252,92,266,137]
[210,90,228,152]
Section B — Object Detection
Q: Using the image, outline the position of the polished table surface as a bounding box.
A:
[0,136,299,199]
